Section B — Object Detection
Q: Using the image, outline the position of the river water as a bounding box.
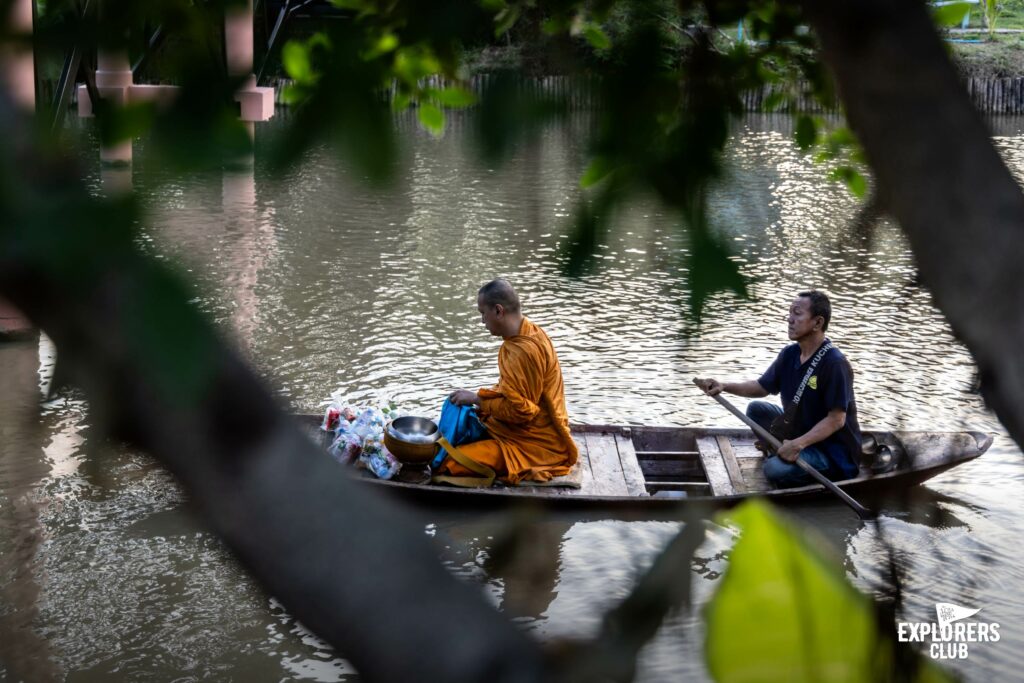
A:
[2,112,1024,681]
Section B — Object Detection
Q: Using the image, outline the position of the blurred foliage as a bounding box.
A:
[26,0,884,317]
[984,0,999,38]
[0,133,219,409]
[0,2,985,681]
[933,2,975,28]
[706,501,952,683]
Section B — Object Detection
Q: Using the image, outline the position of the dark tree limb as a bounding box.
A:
[801,0,1024,449]
[0,95,544,683]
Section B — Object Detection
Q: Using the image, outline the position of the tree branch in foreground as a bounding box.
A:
[803,0,1024,449]
[0,94,544,683]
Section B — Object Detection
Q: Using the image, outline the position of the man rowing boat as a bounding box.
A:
[696,290,861,487]
[440,279,578,484]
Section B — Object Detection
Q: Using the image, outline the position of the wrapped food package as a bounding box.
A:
[328,431,362,465]
[320,400,405,479]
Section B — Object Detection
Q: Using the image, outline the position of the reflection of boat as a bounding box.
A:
[302,417,992,512]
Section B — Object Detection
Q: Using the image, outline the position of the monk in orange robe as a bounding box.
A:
[442,279,578,484]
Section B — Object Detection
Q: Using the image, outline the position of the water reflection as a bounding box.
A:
[221,160,280,353]
[433,512,569,622]
[100,165,133,197]
[0,340,63,681]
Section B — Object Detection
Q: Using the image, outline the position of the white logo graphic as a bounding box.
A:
[898,602,1000,660]
[935,602,981,629]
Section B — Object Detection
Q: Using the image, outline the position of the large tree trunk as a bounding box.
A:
[803,0,1024,447]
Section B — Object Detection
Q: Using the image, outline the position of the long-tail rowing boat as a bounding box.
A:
[302,416,992,513]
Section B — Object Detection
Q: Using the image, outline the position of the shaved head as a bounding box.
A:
[478,278,521,314]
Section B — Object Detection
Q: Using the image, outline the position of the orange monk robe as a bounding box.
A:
[441,318,578,484]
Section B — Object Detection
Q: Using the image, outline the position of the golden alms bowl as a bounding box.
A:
[384,416,441,463]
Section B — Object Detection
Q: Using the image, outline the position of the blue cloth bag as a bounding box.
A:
[431,398,488,470]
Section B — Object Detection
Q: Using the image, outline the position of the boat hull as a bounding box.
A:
[303,416,992,514]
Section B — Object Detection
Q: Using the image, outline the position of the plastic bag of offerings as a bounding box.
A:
[328,430,363,465]
[350,407,386,441]
[321,400,405,478]
[359,437,402,480]
[321,401,359,431]
[322,404,342,432]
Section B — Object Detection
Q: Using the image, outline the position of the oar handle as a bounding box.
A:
[692,378,875,520]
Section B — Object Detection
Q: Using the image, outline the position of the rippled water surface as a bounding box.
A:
[3,113,1024,681]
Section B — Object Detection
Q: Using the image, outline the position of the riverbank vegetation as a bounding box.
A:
[456,3,1024,81]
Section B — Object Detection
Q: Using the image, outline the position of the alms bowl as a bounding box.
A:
[384,416,441,463]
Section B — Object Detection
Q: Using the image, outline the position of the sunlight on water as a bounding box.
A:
[2,113,1023,681]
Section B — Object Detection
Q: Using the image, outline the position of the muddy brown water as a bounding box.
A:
[2,113,1023,681]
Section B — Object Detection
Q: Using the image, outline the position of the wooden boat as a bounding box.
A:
[303,416,992,513]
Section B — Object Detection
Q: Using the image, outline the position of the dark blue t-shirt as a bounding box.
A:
[757,340,861,479]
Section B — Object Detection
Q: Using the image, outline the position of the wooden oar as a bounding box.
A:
[692,379,875,520]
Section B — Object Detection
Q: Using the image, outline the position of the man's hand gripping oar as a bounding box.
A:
[692,378,875,520]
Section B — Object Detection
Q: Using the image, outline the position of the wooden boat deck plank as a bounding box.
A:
[731,442,763,459]
[738,458,773,492]
[716,435,747,494]
[615,433,649,497]
[571,433,595,496]
[585,432,630,497]
[696,436,736,496]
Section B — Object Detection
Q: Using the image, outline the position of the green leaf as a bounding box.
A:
[763,91,788,112]
[756,61,782,84]
[96,100,156,145]
[582,24,611,50]
[752,5,776,23]
[417,103,445,136]
[364,31,399,60]
[846,168,868,198]
[127,267,218,408]
[580,156,614,188]
[393,47,442,84]
[494,5,521,37]
[282,41,312,83]
[827,127,856,147]
[432,86,478,108]
[687,225,747,322]
[795,114,817,151]
[392,90,412,112]
[705,500,953,683]
[933,2,972,27]
[542,17,569,34]
[330,0,375,13]
[829,166,868,198]
[479,0,506,10]
[281,83,305,106]
[561,198,605,278]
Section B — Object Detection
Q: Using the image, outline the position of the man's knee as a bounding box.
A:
[763,455,789,482]
[746,400,779,425]
[764,448,835,487]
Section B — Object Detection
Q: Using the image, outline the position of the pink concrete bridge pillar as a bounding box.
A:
[1,0,35,110]
[78,46,185,166]
[0,0,35,340]
[226,0,274,140]
[78,1,274,162]
[91,50,133,164]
